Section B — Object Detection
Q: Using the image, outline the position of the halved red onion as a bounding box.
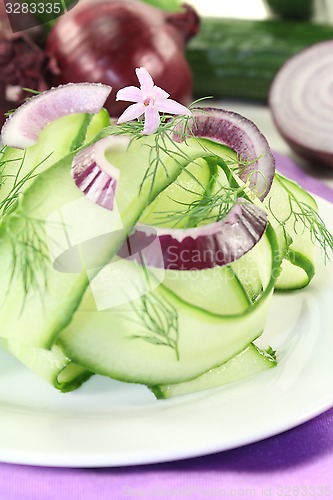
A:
[269,41,333,169]
[172,108,275,200]
[71,135,130,210]
[119,202,268,270]
[0,82,111,149]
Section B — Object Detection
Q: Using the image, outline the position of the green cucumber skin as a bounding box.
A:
[275,251,315,291]
[266,173,317,290]
[187,18,333,101]
[151,343,277,399]
[265,0,314,21]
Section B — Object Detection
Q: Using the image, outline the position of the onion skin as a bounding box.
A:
[269,41,333,169]
[45,0,199,117]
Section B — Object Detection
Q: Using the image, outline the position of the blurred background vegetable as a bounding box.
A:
[0,32,47,128]
[45,0,199,117]
[139,0,182,11]
[1,0,333,125]
[269,40,333,169]
[186,17,333,102]
[264,0,314,21]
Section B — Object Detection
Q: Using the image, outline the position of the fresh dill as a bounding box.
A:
[152,154,250,228]
[155,180,246,229]
[22,88,41,95]
[5,208,50,305]
[115,110,205,200]
[271,174,333,261]
[0,149,53,219]
[0,148,53,300]
[129,292,180,360]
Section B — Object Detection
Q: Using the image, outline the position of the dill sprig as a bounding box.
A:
[0,148,53,219]
[115,110,205,200]
[0,147,53,301]
[129,292,180,360]
[22,88,41,95]
[153,154,249,228]
[156,180,246,229]
[271,174,333,261]
[5,208,50,306]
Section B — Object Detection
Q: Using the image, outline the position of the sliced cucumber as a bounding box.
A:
[162,266,250,315]
[161,232,271,315]
[140,157,212,228]
[150,344,277,399]
[85,109,110,144]
[0,111,108,208]
[0,134,244,348]
[58,226,280,386]
[2,339,92,392]
[265,173,317,290]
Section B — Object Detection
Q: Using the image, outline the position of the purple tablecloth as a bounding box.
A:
[1,153,333,500]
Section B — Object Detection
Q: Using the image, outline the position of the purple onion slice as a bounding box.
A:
[173,108,275,200]
[119,201,268,270]
[71,135,130,210]
[1,82,111,149]
[269,41,333,169]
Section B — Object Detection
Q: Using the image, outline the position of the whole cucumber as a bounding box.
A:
[265,0,314,21]
[186,18,333,101]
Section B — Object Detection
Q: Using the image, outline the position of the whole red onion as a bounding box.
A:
[45,0,200,117]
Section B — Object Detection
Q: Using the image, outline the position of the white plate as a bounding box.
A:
[0,196,332,468]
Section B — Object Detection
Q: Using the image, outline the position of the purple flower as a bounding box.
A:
[116,67,192,135]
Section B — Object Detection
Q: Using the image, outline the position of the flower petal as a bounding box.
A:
[155,98,192,116]
[116,86,142,103]
[136,67,154,96]
[143,106,160,135]
[152,85,170,99]
[117,102,146,124]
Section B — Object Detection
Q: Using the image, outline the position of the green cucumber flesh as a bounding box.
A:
[0,134,245,348]
[58,226,280,386]
[274,253,315,290]
[1,120,316,394]
[162,266,250,315]
[161,226,270,315]
[151,343,277,399]
[141,148,254,315]
[265,173,317,290]
[0,111,108,209]
[2,339,92,392]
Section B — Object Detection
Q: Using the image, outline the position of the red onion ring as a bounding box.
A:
[0,82,111,149]
[173,108,275,200]
[71,135,130,210]
[269,41,333,169]
[119,202,268,270]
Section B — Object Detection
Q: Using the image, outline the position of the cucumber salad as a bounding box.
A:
[0,69,332,399]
